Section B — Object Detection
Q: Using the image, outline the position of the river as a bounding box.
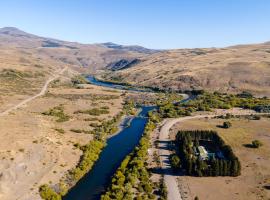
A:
[63,77,157,200]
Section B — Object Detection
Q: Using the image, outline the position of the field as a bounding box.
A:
[170,116,270,200]
[0,72,124,200]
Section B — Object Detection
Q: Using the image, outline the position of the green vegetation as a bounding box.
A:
[157,91,270,119]
[69,140,105,181]
[54,128,65,134]
[123,100,137,115]
[1,69,44,79]
[222,121,232,129]
[71,75,88,85]
[170,154,181,169]
[184,91,270,112]
[159,179,168,200]
[158,101,193,117]
[84,117,100,121]
[175,130,241,177]
[39,184,61,200]
[42,105,70,122]
[101,112,161,200]
[251,140,263,148]
[74,107,109,116]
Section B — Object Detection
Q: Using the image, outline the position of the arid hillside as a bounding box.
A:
[0,27,152,111]
[104,43,270,96]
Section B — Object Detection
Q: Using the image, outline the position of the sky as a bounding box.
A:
[0,0,269,49]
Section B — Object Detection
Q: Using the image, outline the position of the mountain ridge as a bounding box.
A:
[1,27,270,96]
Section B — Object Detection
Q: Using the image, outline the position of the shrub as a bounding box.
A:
[251,140,263,148]
[54,128,65,134]
[159,181,168,199]
[71,75,88,85]
[42,105,70,122]
[170,154,181,169]
[39,184,61,200]
[74,108,109,116]
[70,129,82,133]
[222,121,232,129]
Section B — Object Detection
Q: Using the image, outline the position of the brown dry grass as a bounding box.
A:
[0,75,124,200]
[107,43,270,96]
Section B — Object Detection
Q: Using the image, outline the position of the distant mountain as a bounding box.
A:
[0,27,39,38]
[100,42,160,54]
[0,27,148,71]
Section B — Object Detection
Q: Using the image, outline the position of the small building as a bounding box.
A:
[198,146,208,160]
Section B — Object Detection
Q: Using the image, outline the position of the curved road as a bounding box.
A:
[159,115,214,200]
[0,66,67,117]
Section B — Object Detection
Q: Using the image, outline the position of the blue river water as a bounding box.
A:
[63,77,157,200]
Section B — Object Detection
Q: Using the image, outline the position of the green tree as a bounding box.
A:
[223,121,232,129]
[39,185,61,200]
[170,154,181,169]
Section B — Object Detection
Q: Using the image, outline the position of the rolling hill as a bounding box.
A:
[104,43,270,96]
[0,27,152,111]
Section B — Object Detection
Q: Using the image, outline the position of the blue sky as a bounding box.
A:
[0,0,269,49]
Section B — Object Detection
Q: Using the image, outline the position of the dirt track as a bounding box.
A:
[0,66,67,117]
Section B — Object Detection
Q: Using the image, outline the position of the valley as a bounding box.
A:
[0,27,269,200]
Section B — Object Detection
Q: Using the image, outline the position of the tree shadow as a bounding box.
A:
[150,167,182,176]
[263,185,270,190]
[243,144,255,148]
[216,125,225,128]
[157,140,174,150]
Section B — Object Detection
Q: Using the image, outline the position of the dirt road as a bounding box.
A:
[159,115,212,200]
[0,66,67,117]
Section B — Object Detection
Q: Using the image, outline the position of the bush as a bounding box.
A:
[223,121,232,129]
[251,140,263,148]
[39,184,61,200]
[74,108,109,116]
[170,154,181,169]
[159,181,168,199]
[71,75,88,85]
[42,105,70,122]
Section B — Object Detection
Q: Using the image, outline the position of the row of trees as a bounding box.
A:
[175,130,241,177]
[101,112,161,200]
[183,91,270,112]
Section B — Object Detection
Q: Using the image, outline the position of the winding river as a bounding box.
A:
[63,77,157,200]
